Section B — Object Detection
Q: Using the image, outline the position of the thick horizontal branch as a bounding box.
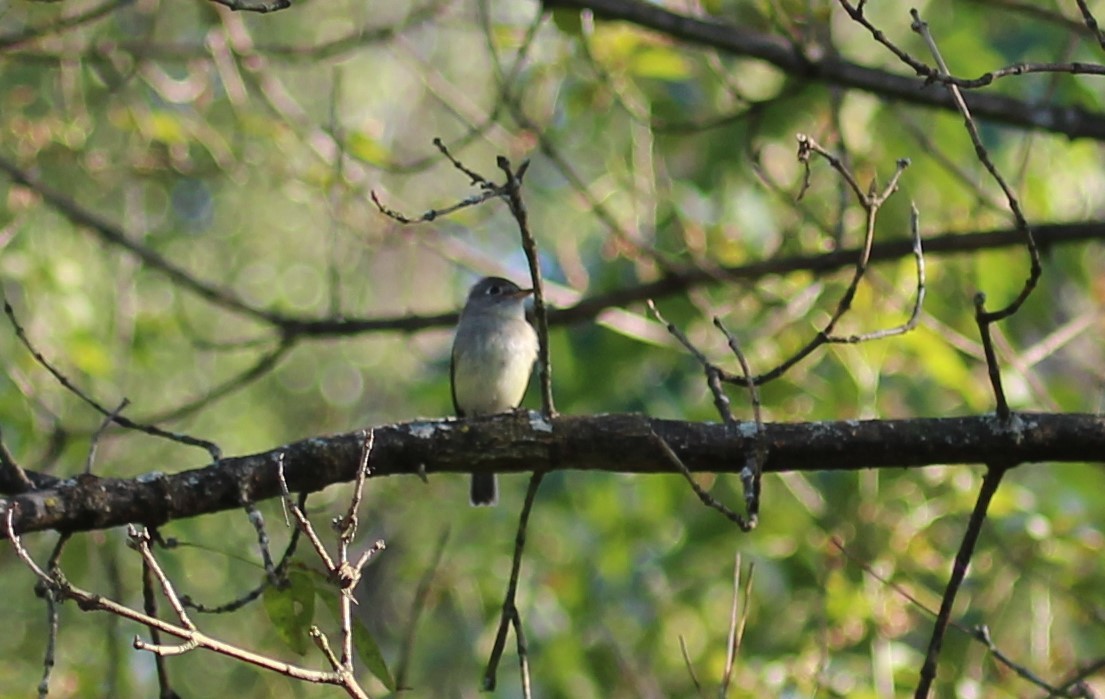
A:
[3,411,1102,536]
[542,0,1105,141]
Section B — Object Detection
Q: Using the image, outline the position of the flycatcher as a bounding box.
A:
[451,276,539,505]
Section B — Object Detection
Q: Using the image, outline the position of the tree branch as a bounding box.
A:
[2,411,1102,536]
[541,0,1105,141]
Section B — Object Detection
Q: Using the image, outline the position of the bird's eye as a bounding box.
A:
[487,284,501,295]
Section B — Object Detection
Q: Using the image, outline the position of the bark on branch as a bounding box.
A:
[2,412,1102,537]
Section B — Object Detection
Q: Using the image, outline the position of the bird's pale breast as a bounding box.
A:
[452,316,538,415]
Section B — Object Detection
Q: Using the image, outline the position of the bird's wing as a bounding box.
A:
[450,342,464,417]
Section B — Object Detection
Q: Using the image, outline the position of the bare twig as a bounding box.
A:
[825,202,926,344]
[720,552,755,695]
[243,502,278,585]
[974,293,1011,419]
[140,540,179,696]
[714,319,765,529]
[651,430,754,530]
[180,494,304,614]
[908,10,1040,323]
[512,610,533,699]
[914,464,1009,698]
[496,155,556,417]
[84,399,129,475]
[723,138,915,387]
[0,155,272,326]
[1075,0,1105,51]
[833,538,1069,697]
[678,635,705,696]
[395,528,450,690]
[0,426,36,494]
[0,0,133,51]
[484,472,545,691]
[2,510,364,690]
[36,534,70,699]
[3,297,222,460]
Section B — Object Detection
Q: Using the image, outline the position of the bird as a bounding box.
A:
[450,276,539,505]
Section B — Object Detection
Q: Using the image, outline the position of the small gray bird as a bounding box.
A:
[451,276,539,505]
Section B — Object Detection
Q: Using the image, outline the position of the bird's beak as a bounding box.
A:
[513,288,534,299]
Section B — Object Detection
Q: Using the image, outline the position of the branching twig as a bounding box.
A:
[714,319,765,528]
[180,494,305,614]
[833,538,1070,697]
[484,472,545,691]
[652,430,754,530]
[721,137,915,387]
[908,10,1040,323]
[2,509,364,689]
[84,399,129,475]
[3,297,222,460]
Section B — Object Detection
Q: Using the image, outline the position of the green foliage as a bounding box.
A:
[263,568,316,656]
[0,0,1103,697]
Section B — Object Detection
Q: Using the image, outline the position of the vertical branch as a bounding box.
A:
[395,528,450,690]
[141,555,179,698]
[496,157,555,417]
[37,534,70,699]
[974,294,1010,420]
[483,472,545,690]
[914,464,1008,698]
[714,319,765,529]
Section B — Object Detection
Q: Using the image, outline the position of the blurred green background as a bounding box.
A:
[1,0,1104,696]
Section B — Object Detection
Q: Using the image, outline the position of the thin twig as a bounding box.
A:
[1075,0,1105,50]
[484,472,545,690]
[722,138,914,387]
[0,426,36,494]
[679,635,705,696]
[974,293,1010,419]
[497,156,556,417]
[909,9,1040,323]
[84,398,129,475]
[832,538,1068,697]
[3,297,221,460]
[395,528,450,690]
[180,494,304,614]
[914,464,1009,698]
[714,319,765,527]
[651,431,754,531]
[512,610,533,699]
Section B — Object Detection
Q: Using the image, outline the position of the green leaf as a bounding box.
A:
[317,587,395,690]
[550,8,583,38]
[262,569,316,656]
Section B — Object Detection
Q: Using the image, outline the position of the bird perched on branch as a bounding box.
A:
[451,276,539,505]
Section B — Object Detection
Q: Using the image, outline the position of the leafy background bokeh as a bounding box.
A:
[0,0,1104,696]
